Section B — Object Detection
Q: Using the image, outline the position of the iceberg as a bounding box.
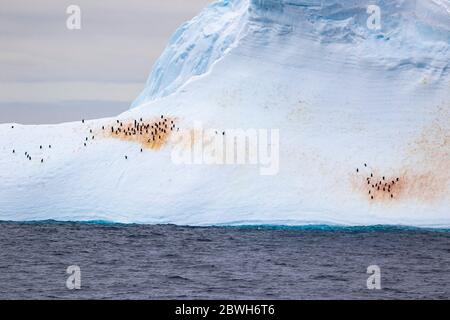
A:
[0,0,449,227]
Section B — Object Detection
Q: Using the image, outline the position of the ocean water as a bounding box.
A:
[0,221,449,300]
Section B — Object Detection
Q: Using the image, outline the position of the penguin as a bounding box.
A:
[49,145,51,149]
[82,119,85,124]
[41,159,43,163]
[12,149,15,154]
[140,148,143,152]
[125,155,128,160]
[40,145,42,149]
[356,168,359,173]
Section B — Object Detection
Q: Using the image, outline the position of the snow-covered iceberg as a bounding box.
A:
[1,0,449,227]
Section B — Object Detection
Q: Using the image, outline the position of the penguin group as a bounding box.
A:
[107,115,179,156]
[356,164,401,201]
[9,115,179,165]
[15,144,52,164]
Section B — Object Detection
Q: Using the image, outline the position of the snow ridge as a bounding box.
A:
[131,0,249,107]
[132,0,450,108]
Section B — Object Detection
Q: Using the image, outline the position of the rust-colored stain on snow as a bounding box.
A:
[103,116,179,150]
[351,169,445,204]
[351,104,450,204]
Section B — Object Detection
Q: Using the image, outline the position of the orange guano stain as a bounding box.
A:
[352,104,450,205]
[103,116,178,150]
[351,169,445,204]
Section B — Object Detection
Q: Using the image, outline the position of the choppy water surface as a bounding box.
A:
[0,222,448,299]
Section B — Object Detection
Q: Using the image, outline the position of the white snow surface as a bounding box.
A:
[1,0,449,227]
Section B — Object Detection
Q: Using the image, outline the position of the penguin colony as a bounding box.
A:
[8,116,179,164]
[356,163,402,201]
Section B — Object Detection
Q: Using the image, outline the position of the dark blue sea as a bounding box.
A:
[0,221,449,299]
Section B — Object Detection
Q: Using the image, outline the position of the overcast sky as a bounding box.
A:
[0,0,212,124]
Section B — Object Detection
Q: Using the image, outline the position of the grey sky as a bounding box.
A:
[0,0,212,124]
